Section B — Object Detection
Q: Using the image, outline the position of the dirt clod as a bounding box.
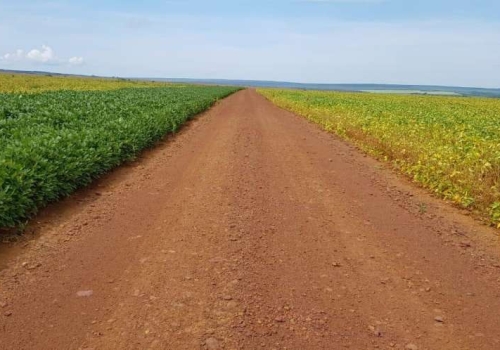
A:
[205,337,220,349]
[434,316,445,323]
[275,316,286,323]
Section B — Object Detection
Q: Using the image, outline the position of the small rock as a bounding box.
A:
[222,295,233,301]
[0,301,8,308]
[226,301,238,309]
[27,263,41,270]
[275,316,286,323]
[368,325,382,337]
[205,337,220,350]
[434,316,445,323]
[332,262,341,268]
[460,241,471,248]
[76,290,94,297]
[4,311,12,317]
[405,344,418,350]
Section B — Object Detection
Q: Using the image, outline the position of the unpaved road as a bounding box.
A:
[1,89,500,350]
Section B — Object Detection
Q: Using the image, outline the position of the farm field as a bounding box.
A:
[0,71,168,93]
[361,89,461,96]
[2,88,500,350]
[2,0,499,348]
[0,82,238,228]
[259,88,500,227]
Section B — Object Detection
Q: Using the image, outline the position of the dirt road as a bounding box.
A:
[1,89,500,350]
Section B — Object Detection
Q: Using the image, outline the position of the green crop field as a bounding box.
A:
[259,88,500,227]
[0,82,238,228]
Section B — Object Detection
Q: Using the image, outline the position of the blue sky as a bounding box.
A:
[1,0,499,87]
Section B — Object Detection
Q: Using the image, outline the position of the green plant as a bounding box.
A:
[0,86,239,228]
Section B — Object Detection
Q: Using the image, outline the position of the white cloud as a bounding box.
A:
[68,56,84,65]
[0,45,84,67]
[2,49,24,61]
[26,45,55,63]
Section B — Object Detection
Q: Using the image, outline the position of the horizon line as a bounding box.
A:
[1,68,499,91]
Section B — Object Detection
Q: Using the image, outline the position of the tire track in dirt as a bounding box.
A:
[1,89,500,350]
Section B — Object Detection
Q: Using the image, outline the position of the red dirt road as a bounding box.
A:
[1,89,500,350]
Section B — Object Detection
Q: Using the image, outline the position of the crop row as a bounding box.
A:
[0,86,238,228]
[258,88,500,227]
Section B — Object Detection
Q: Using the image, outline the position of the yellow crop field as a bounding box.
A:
[258,88,500,227]
[0,72,168,93]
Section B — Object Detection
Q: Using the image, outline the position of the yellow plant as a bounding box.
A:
[258,88,500,227]
[0,72,169,93]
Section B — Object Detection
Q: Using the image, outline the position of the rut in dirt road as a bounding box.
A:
[1,89,500,350]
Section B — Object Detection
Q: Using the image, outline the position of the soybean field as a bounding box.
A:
[0,82,238,228]
[2,80,500,350]
[258,88,500,227]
